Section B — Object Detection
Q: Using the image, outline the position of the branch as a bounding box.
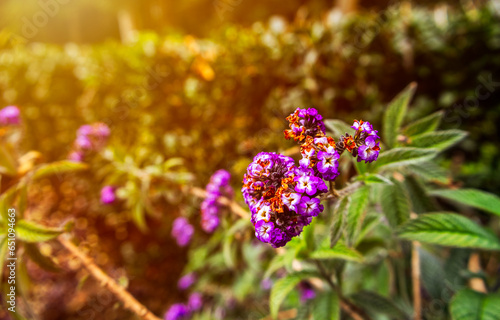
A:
[58,236,162,320]
[411,240,421,320]
[313,260,371,320]
[183,186,249,219]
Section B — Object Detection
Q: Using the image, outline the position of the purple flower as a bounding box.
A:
[298,196,323,217]
[352,120,380,139]
[357,136,380,163]
[77,124,93,137]
[75,135,92,150]
[255,220,274,243]
[282,192,301,211]
[68,151,84,162]
[210,169,231,187]
[316,148,340,181]
[187,292,203,312]
[261,278,273,291]
[284,108,326,142]
[295,175,317,196]
[100,186,116,205]
[172,217,194,247]
[164,304,190,320]
[201,214,220,233]
[243,152,327,248]
[298,281,316,302]
[178,273,197,290]
[0,106,20,125]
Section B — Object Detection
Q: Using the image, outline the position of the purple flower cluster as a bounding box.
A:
[242,152,327,248]
[351,120,381,163]
[178,273,197,290]
[201,169,233,233]
[164,304,190,320]
[299,136,340,181]
[298,281,316,302]
[100,186,116,205]
[68,122,110,162]
[165,275,203,320]
[244,108,381,247]
[172,217,195,247]
[0,106,20,126]
[284,108,326,142]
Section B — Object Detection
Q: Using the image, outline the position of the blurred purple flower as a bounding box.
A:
[100,186,116,205]
[187,292,203,312]
[261,278,273,291]
[68,151,84,162]
[171,217,194,247]
[178,273,196,290]
[164,303,189,320]
[298,281,316,302]
[0,106,20,125]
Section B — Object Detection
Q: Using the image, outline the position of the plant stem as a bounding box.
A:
[313,260,370,320]
[411,240,421,320]
[58,235,162,320]
[184,186,249,219]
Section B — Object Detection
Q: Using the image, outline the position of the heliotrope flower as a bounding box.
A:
[178,273,197,290]
[164,303,190,320]
[100,186,116,205]
[244,108,381,247]
[68,122,110,162]
[171,217,194,247]
[298,281,316,302]
[351,119,380,139]
[242,152,326,248]
[0,106,20,125]
[200,169,233,233]
[357,136,380,163]
[284,108,326,142]
[187,292,203,312]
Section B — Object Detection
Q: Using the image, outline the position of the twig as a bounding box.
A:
[320,181,364,201]
[58,235,162,320]
[183,186,249,219]
[468,253,487,293]
[411,240,421,320]
[313,260,370,320]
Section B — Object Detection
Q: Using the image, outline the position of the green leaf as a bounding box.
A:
[16,220,63,243]
[0,235,8,285]
[313,291,340,320]
[0,144,18,176]
[410,130,468,150]
[380,178,410,227]
[404,175,437,214]
[450,289,500,320]
[24,243,60,272]
[403,111,443,137]
[405,162,449,184]
[330,196,349,248]
[33,161,88,180]
[132,202,147,232]
[383,82,417,148]
[430,189,500,217]
[270,271,317,319]
[311,240,364,262]
[398,213,500,250]
[264,248,296,279]
[346,186,370,246]
[0,186,17,222]
[324,119,353,137]
[351,291,407,318]
[374,148,437,170]
[358,174,393,185]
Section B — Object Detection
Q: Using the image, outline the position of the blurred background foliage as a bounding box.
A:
[0,0,500,319]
